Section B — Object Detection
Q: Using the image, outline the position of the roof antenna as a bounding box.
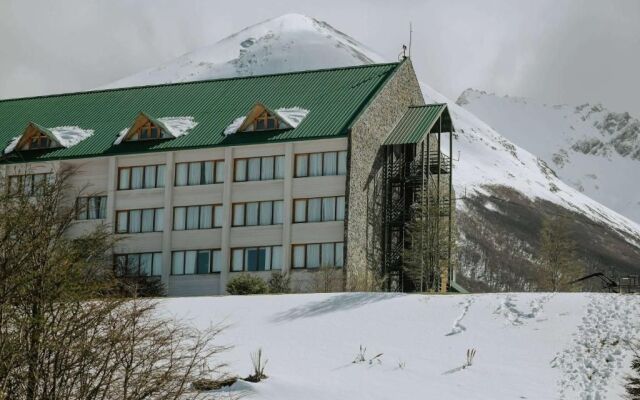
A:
[408,21,413,58]
[399,22,413,61]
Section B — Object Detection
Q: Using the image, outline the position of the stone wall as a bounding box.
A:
[344,60,424,290]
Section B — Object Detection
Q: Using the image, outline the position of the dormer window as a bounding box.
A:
[224,104,309,136]
[132,121,165,141]
[254,111,280,131]
[28,132,53,150]
[16,123,62,151]
[3,123,93,155]
[114,113,198,145]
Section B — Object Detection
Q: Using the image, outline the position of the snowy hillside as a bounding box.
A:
[423,84,640,245]
[102,13,640,288]
[159,292,640,400]
[458,89,640,223]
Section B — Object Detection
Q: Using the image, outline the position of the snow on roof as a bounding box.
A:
[114,116,198,144]
[223,116,247,135]
[275,107,310,127]
[3,126,93,154]
[224,107,309,135]
[49,126,94,147]
[3,136,20,154]
[158,116,198,138]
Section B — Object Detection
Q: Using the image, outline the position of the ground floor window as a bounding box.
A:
[114,252,162,276]
[292,242,344,269]
[231,245,282,272]
[171,249,222,275]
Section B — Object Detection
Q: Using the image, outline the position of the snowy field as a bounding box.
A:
[158,292,639,400]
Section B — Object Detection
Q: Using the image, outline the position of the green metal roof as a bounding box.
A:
[383,104,449,145]
[0,62,400,163]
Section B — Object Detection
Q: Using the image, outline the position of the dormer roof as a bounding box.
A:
[4,122,93,154]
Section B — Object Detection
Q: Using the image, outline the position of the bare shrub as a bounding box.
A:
[352,345,383,365]
[310,266,344,293]
[245,348,268,382]
[464,348,477,368]
[267,271,291,294]
[627,341,640,399]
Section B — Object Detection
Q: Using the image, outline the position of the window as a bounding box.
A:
[76,196,107,220]
[308,199,321,222]
[234,156,284,182]
[171,249,222,275]
[114,252,162,276]
[127,121,170,141]
[291,242,344,269]
[7,173,52,196]
[230,245,282,271]
[116,208,164,233]
[28,132,53,149]
[174,160,224,186]
[295,151,347,177]
[252,110,280,131]
[232,200,283,226]
[173,204,222,230]
[293,196,345,223]
[118,165,165,190]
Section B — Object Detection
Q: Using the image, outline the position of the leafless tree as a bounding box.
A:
[536,216,584,291]
[0,166,231,400]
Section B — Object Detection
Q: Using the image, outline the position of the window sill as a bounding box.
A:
[115,231,164,235]
[231,224,284,229]
[233,179,284,184]
[293,174,346,179]
[117,187,165,192]
[173,227,222,232]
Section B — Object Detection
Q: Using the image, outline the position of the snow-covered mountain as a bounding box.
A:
[457,89,640,223]
[102,13,640,289]
[100,13,385,89]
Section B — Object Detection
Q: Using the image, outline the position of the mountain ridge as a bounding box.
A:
[457,88,640,223]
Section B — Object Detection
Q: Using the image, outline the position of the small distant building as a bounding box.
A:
[0,59,454,295]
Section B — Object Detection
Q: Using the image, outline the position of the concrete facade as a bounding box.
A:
[5,137,348,296]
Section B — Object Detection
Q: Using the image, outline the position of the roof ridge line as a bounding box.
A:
[0,62,400,104]
[408,103,448,108]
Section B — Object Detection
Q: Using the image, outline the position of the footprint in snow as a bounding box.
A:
[446,297,474,336]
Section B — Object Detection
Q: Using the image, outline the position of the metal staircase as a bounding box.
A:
[381,139,453,292]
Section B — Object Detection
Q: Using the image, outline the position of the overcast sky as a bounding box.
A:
[1,0,639,114]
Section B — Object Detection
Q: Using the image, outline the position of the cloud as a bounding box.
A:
[1,0,638,115]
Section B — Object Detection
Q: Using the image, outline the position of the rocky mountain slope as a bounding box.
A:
[457,89,640,223]
[102,13,640,291]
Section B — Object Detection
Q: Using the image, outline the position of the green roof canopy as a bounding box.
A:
[383,104,451,145]
[0,63,400,163]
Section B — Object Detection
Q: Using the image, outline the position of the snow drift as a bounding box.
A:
[159,292,640,400]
